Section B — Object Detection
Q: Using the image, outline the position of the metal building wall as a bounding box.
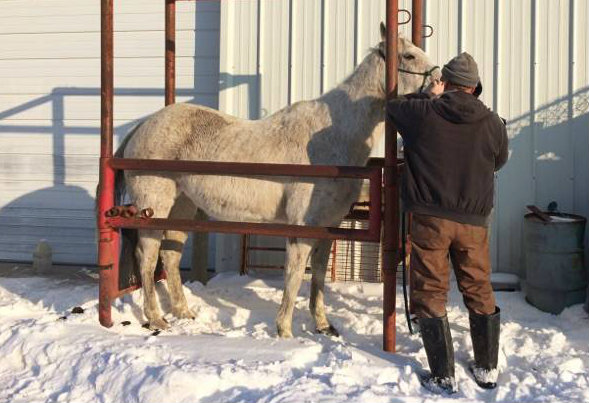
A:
[217,0,589,276]
[0,0,221,264]
[215,0,412,271]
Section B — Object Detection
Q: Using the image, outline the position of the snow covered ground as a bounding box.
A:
[0,269,587,403]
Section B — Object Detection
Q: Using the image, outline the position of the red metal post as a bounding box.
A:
[165,0,176,106]
[330,242,337,282]
[383,0,400,353]
[98,0,116,328]
[409,0,424,318]
[412,0,423,49]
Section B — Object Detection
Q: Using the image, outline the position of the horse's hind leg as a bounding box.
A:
[310,239,339,336]
[130,175,176,329]
[137,231,168,329]
[160,194,197,320]
[276,238,315,338]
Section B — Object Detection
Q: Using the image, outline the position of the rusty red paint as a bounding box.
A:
[98,0,116,329]
[165,0,176,106]
[107,217,380,242]
[412,0,424,49]
[109,158,380,179]
[106,158,382,242]
[383,0,401,353]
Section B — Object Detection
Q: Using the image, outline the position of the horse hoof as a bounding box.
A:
[172,307,196,320]
[277,327,293,339]
[148,317,170,330]
[316,324,340,337]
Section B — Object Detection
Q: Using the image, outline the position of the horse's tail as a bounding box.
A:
[113,122,142,206]
[94,122,142,209]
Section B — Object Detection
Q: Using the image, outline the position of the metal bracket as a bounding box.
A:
[423,24,434,38]
[399,9,412,25]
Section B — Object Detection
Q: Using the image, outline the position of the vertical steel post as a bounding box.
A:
[331,242,337,282]
[165,0,176,106]
[412,0,423,49]
[98,0,116,328]
[409,0,424,318]
[383,0,400,353]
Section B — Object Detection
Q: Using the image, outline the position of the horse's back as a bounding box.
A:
[124,103,237,160]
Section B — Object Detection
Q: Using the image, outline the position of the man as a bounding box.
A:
[387,52,508,393]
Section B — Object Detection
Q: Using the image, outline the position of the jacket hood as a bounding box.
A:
[431,91,492,123]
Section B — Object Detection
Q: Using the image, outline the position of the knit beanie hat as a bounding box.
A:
[441,52,480,88]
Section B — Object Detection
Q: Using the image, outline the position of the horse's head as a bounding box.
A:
[377,22,441,95]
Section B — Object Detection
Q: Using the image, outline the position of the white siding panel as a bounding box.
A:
[495,0,535,275]
[0,6,219,34]
[259,0,290,115]
[534,0,574,211]
[0,0,221,264]
[357,0,385,59]
[573,0,589,222]
[0,31,219,60]
[461,0,495,107]
[424,0,459,66]
[0,0,220,18]
[218,0,259,119]
[0,94,217,121]
[0,57,219,80]
[291,0,322,102]
[323,0,356,91]
[216,0,259,271]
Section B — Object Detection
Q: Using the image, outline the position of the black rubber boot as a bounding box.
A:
[469,307,500,389]
[418,315,457,394]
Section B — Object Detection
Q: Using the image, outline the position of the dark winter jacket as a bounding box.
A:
[387,91,508,227]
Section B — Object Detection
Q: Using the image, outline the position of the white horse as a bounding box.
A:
[114,24,439,337]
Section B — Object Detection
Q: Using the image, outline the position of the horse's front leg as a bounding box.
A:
[276,238,314,338]
[310,239,339,336]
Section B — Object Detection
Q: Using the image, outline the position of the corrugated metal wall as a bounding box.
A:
[0,0,220,264]
[216,0,413,271]
[218,0,589,276]
[0,0,586,274]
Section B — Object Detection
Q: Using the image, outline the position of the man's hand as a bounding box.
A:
[425,79,444,97]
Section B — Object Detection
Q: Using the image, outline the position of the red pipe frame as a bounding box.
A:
[382,0,400,353]
[98,0,424,353]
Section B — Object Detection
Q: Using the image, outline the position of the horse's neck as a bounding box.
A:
[318,53,385,165]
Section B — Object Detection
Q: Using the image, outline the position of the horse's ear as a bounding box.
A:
[380,22,386,41]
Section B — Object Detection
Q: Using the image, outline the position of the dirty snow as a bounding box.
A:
[0,271,588,403]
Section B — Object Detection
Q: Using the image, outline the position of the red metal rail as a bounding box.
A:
[107,158,382,241]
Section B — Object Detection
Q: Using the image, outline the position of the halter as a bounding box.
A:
[377,47,440,92]
[398,65,440,92]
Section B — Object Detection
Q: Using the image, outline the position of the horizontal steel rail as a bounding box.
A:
[106,157,383,242]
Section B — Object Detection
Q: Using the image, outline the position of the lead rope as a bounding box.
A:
[401,211,415,335]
